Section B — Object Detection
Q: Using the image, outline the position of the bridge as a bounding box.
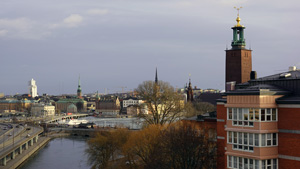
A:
[0,124,45,168]
[45,114,89,124]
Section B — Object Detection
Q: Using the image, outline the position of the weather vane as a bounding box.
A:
[234,6,242,16]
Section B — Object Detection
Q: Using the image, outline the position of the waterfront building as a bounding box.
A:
[29,78,38,98]
[0,98,35,113]
[31,103,55,117]
[56,98,87,113]
[216,10,300,169]
[95,96,120,114]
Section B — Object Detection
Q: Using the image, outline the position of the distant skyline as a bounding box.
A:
[1,0,299,95]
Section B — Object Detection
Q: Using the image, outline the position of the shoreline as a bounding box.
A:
[2,132,73,169]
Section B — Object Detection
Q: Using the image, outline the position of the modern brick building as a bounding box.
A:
[217,12,300,169]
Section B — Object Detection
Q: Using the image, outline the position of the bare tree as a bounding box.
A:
[163,123,216,169]
[86,129,130,169]
[135,81,183,125]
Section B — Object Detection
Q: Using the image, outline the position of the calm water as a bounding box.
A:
[20,137,91,169]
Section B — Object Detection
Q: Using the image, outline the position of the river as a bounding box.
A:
[20,137,91,169]
[18,117,142,169]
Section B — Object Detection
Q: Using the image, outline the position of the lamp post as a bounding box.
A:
[12,126,14,147]
[2,133,5,150]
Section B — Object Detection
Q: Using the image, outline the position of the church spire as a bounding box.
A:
[187,74,194,102]
[77,75,82,98]
[155,68,158,84]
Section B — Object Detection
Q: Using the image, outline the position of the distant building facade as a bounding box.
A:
[123,97,143,108]
[31,103,55,116]
[56,98,87,113]
[0,99,35,113]
[96,96,120,114]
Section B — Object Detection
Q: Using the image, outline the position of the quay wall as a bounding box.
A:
[0,137,50,169]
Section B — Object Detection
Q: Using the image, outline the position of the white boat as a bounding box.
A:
[57,119,88,126]
[67,119,88,125]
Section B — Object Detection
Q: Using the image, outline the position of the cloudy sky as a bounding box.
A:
[0,0,299,95]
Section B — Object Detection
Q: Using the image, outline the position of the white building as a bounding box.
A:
[123,97,143,108]
[31,103,55,117]
[29,78,38,98]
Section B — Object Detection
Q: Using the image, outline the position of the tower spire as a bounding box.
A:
[231,6,246,49]
[77,75,82,98]
[189,73,191,86]
[187,74,193,102]
[155,68,158,84]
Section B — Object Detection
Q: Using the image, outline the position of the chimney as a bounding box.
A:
[250,71,257,80]
[226,81,236,91]
[289,66,297,71]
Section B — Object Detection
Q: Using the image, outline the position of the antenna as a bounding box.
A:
[234,6,243,16]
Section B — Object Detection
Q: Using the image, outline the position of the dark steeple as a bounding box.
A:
[187,76,194,102]
[155,68,158,84]
[77,75,82,98]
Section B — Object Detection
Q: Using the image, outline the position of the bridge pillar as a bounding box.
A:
[2,157,6,166]
[20,145,22,154]
[11,151,15,159]
[29,139,33,146]
[33,136,37,143]
[25,142,28,150]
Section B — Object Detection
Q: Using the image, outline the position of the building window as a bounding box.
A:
[261,133,278,147]
[228,156,233,168]
[228,156,277,169]
[234,156,237,168]
[255,134,259,146]
[228,108,277,126]
[229,108,233,119]
[228,132,278,149]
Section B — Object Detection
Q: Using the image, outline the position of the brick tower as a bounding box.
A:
[226,10,252,88]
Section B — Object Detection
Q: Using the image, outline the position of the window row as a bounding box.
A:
[228,132,277,151]
[228,156,277,169]
[228,108,277,127]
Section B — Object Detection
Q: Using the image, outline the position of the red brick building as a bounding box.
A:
[217,12,300,169]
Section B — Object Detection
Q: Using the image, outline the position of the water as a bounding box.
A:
[20,137,91,169]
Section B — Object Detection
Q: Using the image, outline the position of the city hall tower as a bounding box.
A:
[226,8,252,87]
